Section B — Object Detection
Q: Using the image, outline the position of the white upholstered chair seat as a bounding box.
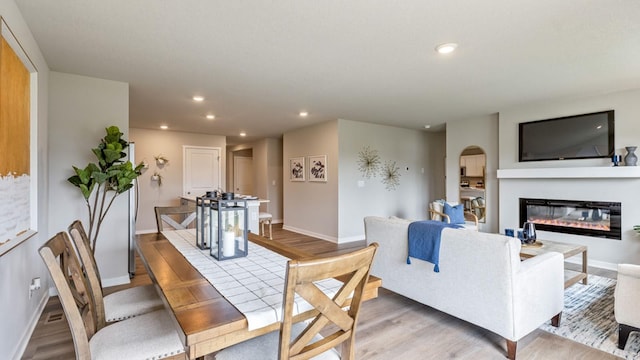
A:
[68,220,164,327]
[614,263,640,349]
[90,309,185,360]
[214,322,340,360]
[40,232,185,360]
[104,284,164,322]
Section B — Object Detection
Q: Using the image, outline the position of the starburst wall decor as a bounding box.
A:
[357,146,381,179]
[381,160,401,191]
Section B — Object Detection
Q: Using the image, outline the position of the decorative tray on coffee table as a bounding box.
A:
[521,240,543,248]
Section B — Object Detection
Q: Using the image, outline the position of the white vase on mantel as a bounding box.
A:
[624,146,637,166]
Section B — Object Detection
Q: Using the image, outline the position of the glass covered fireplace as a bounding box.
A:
[519,198,621,240]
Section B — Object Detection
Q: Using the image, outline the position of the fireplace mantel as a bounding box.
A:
[497,166,640,179]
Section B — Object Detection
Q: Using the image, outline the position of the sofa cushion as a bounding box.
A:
[444,203,465,224]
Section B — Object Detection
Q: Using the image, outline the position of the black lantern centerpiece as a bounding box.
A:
[210,193,248,260]
[195,192,217,249]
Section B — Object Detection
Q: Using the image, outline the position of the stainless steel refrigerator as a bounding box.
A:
[128,142,138,277]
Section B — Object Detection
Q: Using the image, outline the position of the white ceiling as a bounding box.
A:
[15,1,640,144]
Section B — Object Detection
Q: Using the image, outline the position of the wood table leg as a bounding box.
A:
[582,249,588,285]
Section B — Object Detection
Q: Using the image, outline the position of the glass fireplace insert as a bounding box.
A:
[519,198,621,240]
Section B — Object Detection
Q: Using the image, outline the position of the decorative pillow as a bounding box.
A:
[443,202,465,224]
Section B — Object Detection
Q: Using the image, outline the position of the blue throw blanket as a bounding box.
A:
[407,220,461,272]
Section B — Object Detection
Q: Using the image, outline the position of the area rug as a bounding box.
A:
[539,274,640,359]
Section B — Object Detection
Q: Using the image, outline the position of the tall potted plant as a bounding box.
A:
[68,126,143,253]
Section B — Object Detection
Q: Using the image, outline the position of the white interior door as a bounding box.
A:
[183,146,221,197]
[234,156,253,195]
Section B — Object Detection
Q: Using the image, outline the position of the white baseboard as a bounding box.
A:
[282,225,338,243]
[340,234,366,243]
[565,256,617,272]
[136,229,157,235]
[280,226,365,244]
[14,291,48,360]
[102,275,132,288]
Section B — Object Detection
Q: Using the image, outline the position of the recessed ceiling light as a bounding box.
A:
[239,132,247,137]
[206,114,215,120]
[424,125,431,129]
[299,111,309,117]
[193,95,204,102]
[160,125,168,130]
[435,43,458,54]
[596,125,603,129]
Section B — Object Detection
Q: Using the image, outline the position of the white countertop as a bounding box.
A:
[180,195,269,203]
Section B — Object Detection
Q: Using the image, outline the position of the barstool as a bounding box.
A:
[258,212,273,240]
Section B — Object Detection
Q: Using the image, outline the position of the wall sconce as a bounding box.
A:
[151,172,163,185]
[155,154,169,166]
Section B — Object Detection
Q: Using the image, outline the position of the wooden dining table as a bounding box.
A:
[136,231,382,359]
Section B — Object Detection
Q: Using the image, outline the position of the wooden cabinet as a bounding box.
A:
[460,154,485,177]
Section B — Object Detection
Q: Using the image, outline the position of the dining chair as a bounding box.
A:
[214,243,379,360]
[39,232,186,359]
[68,220,164,329]
[259,211,273,239]
[155,204,197,232]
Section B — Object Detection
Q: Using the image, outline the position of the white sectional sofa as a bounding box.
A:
[364,216,565,360]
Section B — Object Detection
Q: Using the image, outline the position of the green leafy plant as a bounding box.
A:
[634,225,640,234]
[68,126,143,253]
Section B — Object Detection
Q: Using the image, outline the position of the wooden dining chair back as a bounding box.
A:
[68,220,108,328]
[39,232,99,356]
[279,243,378,359]
[41,232,187,359]
[154,205,197,232]
[68,220,163,329]
[215,243,378,360]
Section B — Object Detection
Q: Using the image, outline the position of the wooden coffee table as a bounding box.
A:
[519,239,588,289]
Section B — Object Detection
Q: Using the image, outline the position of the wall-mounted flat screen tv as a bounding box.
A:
[519,110,614,162]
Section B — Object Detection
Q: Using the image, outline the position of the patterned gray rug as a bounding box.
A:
[540,274,640,359]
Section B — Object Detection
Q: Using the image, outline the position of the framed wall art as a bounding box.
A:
[0,17,38,254]
[289,157,305,181]
[308,155,327,182]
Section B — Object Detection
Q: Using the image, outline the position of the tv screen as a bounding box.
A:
[519,110,614,162]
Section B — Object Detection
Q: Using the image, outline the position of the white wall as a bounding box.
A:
[283,120,340,241]
[0,1,49,358]
[338,119,431,240]
[283,119,436,243]
[498,89,640,268]
[48,72,130,283]
[425,131,446,201]
[446,114,499,232]
[227,138,284,222]
[251,138,283,221]
[129,128,226,232]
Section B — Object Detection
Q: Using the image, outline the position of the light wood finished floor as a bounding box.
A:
[22,225,619,360]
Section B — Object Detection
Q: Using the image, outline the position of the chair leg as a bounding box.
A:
[268,220,272,240]
[506,339,517,360]
[618,323,639,350]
